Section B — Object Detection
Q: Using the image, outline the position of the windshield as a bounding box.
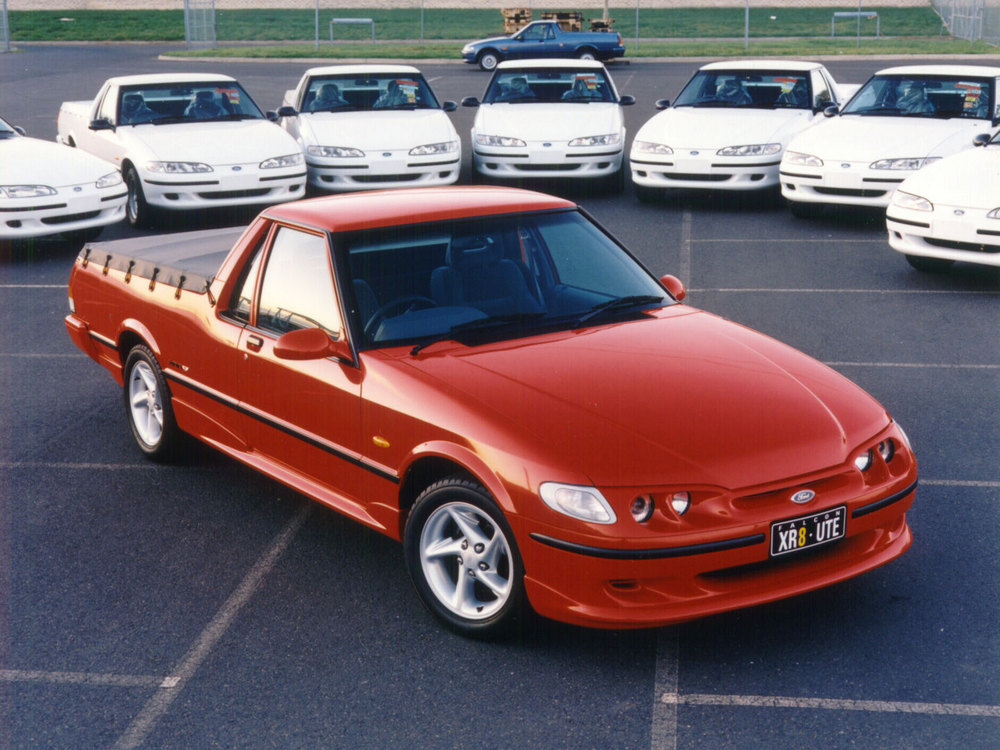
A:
[483,69,617,104]
[674,70,812,109]
[841,74,994,119]
[302,73,441,112]
[117,82,265,125]
[343,210,671,349]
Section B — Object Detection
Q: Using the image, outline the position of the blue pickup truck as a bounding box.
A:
[461,20,626,71]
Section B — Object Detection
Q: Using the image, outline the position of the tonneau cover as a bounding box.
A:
[78,226,246,292]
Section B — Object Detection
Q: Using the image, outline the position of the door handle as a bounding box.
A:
[246,335,263,352]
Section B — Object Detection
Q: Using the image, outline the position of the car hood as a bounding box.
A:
[788,114,989,161]
[475,103,623,141]
[635,107,815,148]
[298,110,457,149]
[122,119,300,164]
[392,308,888,490]
[2,136,117,185]
[896,145,1000,208]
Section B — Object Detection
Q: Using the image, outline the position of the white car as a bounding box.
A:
[886,132,1000,272]
[57,73,306,228]
[0,116,125,244]
[278,65,461,192]
[629,60,852,201]
[781,64,1000,218]
[462,59,634,190]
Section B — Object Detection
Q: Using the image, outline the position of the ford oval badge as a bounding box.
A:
[232,166,242,172]
[954,209,965,216]
[841,163,851,169]
[791,489,815,504]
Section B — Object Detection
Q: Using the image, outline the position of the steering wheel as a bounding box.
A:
[364,295,438,340]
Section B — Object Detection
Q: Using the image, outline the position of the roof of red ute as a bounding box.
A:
[262,186,576,233]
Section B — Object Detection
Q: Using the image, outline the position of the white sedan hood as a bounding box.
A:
[898,146,1000,208]
[789,115,991,161]
[635,107,814,148]
[475,103,623,141]
[298,110,457,149]
[122,120,300,165]
[2,137,116,186]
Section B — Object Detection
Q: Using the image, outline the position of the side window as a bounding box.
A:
[257,227,342,337]
[98,86,117,122]
[812,70,832,108]
[228,233,267,324]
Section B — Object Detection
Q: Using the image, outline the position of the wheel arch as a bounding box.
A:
[117,320,161,369]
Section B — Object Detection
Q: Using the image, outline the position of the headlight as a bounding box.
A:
[633,140,673,155]
[854,450,874,472]
[784,151,823,167]
[307,145,364,158]
[474,134,526,147]
[409,141,458,156]
[539,482,616,524]
[146,161,213,174]
[870,157,939,170]
[892,190,933,212]
[670,491,691,516]
[0,184,57,199]
[716,143,781,157]
[96,171,123,189]
[569,133,621,147]
[987,207,1000,219]
[260,153,304,169]
[462,44,473,54]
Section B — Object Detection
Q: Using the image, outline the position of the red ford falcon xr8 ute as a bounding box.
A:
[65,186,917,637]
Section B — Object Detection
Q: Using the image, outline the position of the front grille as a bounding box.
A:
[814,187,886,198]
[926,237,1000,254]
[197,189,270,200]
[41,210,100,225]
[352,173,421,183]
[514,164,579,172]
[665,173,730,182]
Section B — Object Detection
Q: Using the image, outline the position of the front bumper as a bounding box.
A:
[887,206,1000,267]
[780,160,908,207]
[631,151,781,192]
[306,154,460,192]
[473,142,622,180]
[0,185,126,239]
[140,165,306,210]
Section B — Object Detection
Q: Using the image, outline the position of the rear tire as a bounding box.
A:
[123,345,181,461]
[905,254,955,273]
[577,47,597,61]
[404,477,527,639]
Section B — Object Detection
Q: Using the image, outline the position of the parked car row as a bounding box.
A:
[5,59,1000,272]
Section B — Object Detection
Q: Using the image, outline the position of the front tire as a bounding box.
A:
[404,477,526,638]
[787,200,824,219]
[123,345,181,461]
[125,166,154,229]
[905,254,955,273]
[477,50,500,72]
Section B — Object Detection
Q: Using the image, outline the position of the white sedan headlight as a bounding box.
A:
[633,140,673,156]
[96,171,123,189]
[717,143,781,157]
[147,161,213,174]
[474,134,527,147]
[784,151,823,167]
[870,157,940,171]
[307,145,364,158]
[539,482,617,524]
[409,141,459,156]
[569,133,621,147]
[0,184,57,199]
[892,190,933,212]
[260,153,304,169]
[987,208,1000,219]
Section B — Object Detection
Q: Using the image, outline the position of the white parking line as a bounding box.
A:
[0,284,66,288]
[112,503,312,750]
[650,630,679,750]
[826,361,1000,370]
[1,462,157,470]
[660,692,1000,718]
[679,209,692,285]
[0,669,166,688]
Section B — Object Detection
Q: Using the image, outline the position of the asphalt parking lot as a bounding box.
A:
[1,44,998,749]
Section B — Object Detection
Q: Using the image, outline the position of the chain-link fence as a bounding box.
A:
[10,1,998,48]
[2,0,10,53]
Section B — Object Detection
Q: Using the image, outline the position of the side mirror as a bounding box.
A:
[276,105,298,118]
[461,96,481,108]
[89,118,115,131]
[814,99,833,113]
[13,125,26,136]
[823,105,840,118]
[654,98,670,110]
[618,95,635,106]
[660,274,686,302]
[973,132,992,147]
[273,327,351,362]
[442,100,458,112]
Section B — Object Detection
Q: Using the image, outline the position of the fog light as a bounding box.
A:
[670,491,691,516]
[878,439,895,463]
[630,495,654,523]
[854,450,874,472]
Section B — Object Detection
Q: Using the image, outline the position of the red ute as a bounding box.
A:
[65,187,917,637]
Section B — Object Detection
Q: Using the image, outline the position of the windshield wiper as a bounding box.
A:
[575,295,665,328]
[410,312,547,355]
